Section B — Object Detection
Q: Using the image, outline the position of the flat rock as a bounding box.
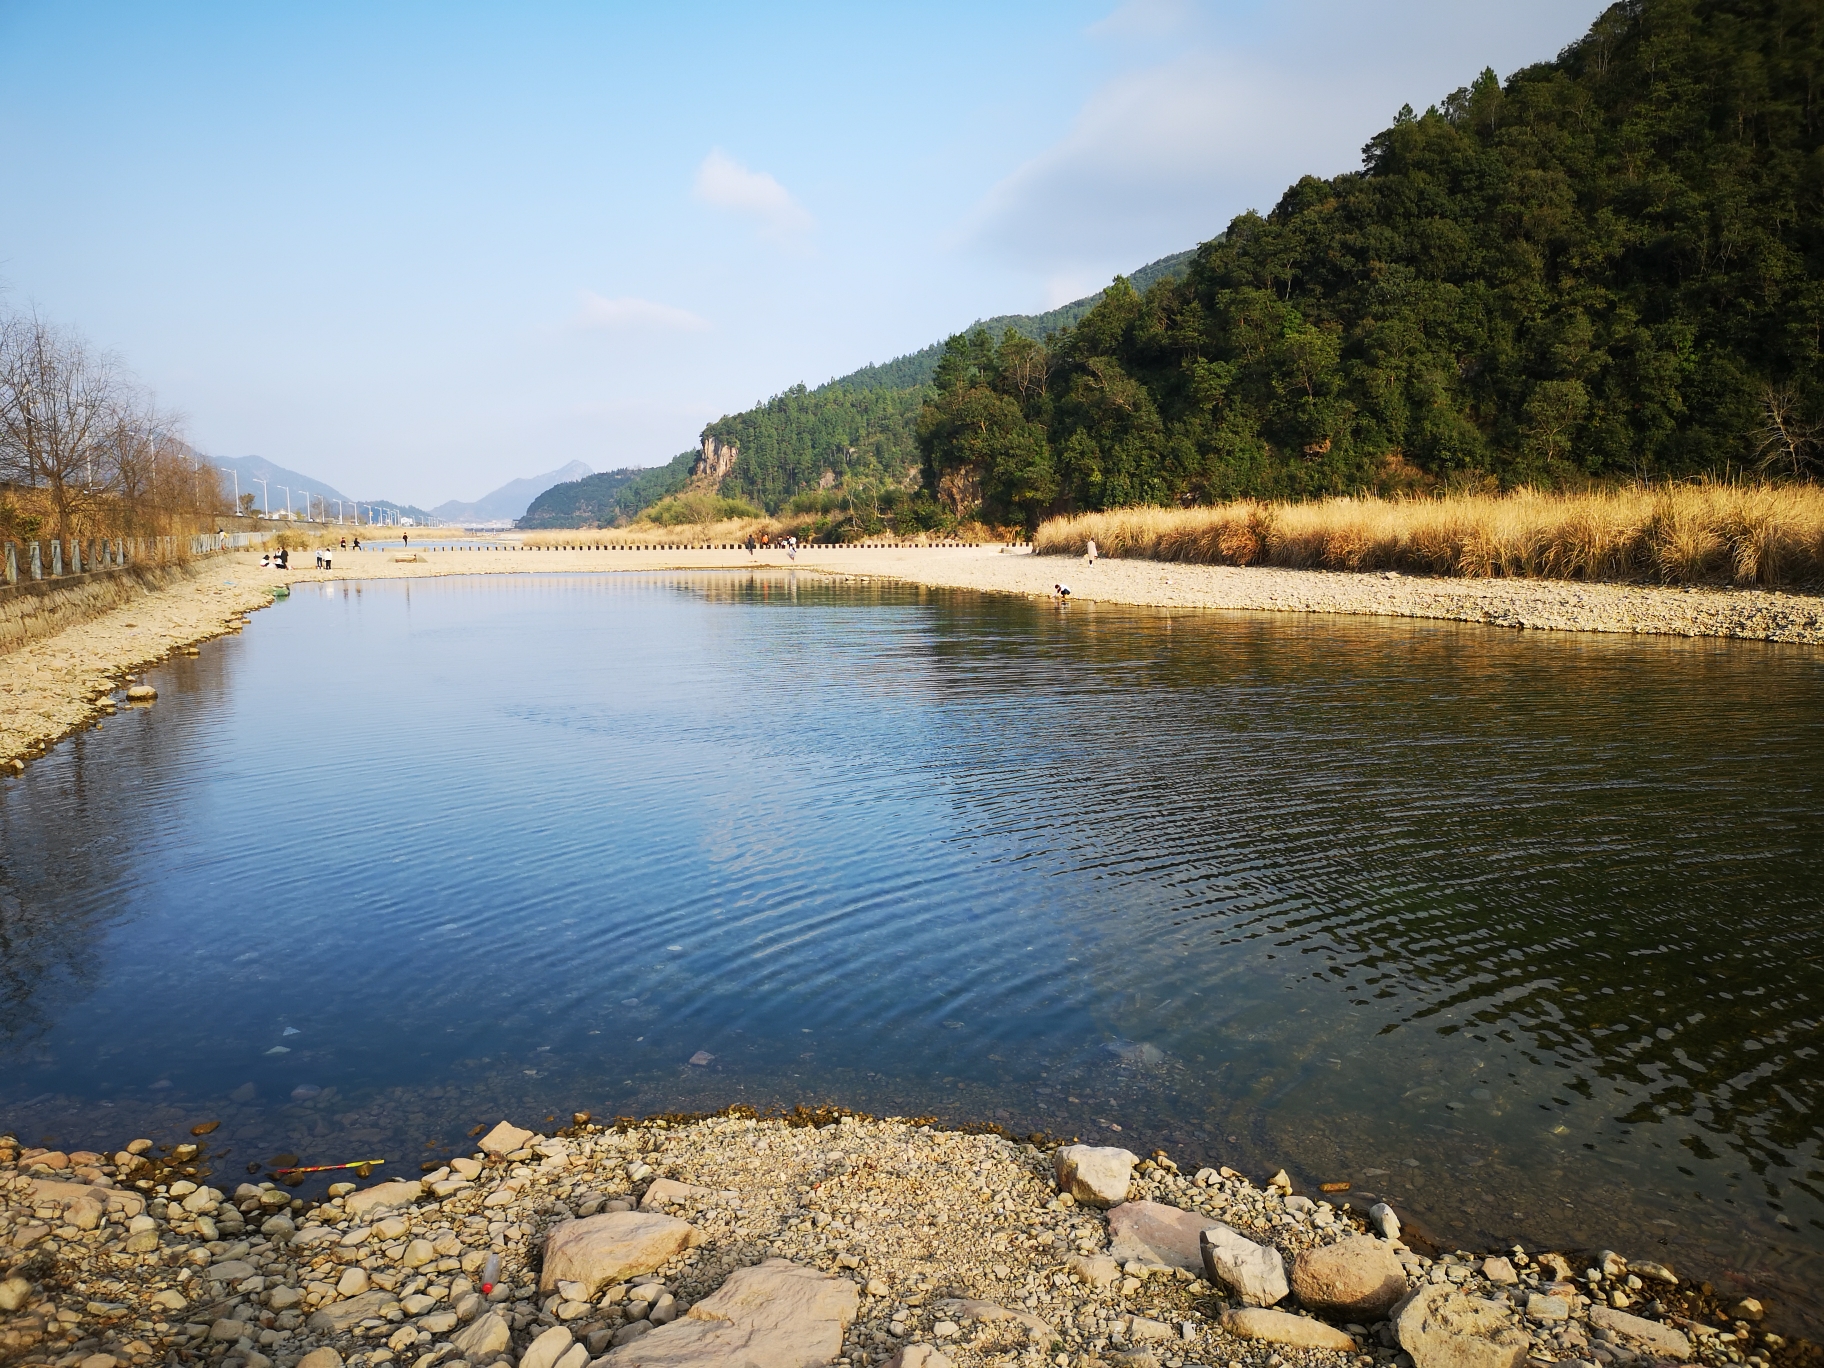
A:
[1066,1254,1121,1288]
[1588,1307,1692,1360]
[1054,1145,1138,1206]
[638,1179,719,1212]
[1395,1285,1530,1368]
[479,1120,537,1156]
[343,1180,424,1219]
[541,1212,703,1296]
[1107,1200,1229,1272]
[306,1290,397,1335]
[884,1348,954,1368]
[1291,1236,1409,1319]
[1200,1224,1288,1307]
[1222,1308,1358,1351]
[295,1351,342,1368]
[937,1297,1052,1339]
[211,1261,258,1283]
[603,1258,858,1367]
[450,1310,512,1359]
[27,1178,144,1221]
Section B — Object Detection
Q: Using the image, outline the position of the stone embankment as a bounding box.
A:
[0,1114,1796,1368]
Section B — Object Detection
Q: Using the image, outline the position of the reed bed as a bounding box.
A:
[1034,485,1824,588]
[522,517,778,549]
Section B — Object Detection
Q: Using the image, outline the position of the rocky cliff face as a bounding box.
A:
[691,436,739,486]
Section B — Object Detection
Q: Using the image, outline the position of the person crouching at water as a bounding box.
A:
[1086,538,1098,566]
[1052,583,1071,600]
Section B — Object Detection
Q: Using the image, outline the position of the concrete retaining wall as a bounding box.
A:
[0,560,200,655]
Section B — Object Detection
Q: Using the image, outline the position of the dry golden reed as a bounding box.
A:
[1033,485,1824,588]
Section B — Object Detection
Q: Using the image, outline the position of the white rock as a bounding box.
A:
[884,1348,953,1368]
[540,1212,703,1297]
[600,1257,857,1366]
[638,1179,718,1212]
[1369,1202,1401,1240]
[1054,1145,1138,1206]
[1222,1309,1357,1351]
[343,1180,424,1219]
[519,1325,575,1368]
[1066,1254,1121,1288]
[1395,1284,1531,1368]
[1588,1306,1692,1361]
[449,1310,511,1359]
[1199,1224,1288,1306]
[478,1121,537,1156]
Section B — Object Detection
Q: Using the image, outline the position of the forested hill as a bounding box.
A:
[920,0,1824,525]
[519,249,1199,525]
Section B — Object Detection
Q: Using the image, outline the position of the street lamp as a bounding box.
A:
[219,467,240,511]
[252,478,269,516]
[278,486,291,518]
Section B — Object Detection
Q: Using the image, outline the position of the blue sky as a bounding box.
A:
[0,1,1606,507]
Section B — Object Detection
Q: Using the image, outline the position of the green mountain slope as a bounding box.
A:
[920,0,1824,524]
[519,456,695,529]
[516,251,1200,526]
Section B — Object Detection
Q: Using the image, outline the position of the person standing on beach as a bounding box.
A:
[1086,538,1098,566]
[746,534,757,557]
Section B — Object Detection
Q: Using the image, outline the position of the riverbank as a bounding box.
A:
[0,1110,1793,1368]
[0,563,275,769]
[5,544,1820,767]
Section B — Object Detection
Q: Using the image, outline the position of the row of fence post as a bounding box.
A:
[1,534,227,589]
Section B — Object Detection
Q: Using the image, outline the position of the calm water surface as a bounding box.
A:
[3,573,1821,1317]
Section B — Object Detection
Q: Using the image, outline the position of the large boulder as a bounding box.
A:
[1200,1224,1288,1306]
[1394,1285,1531,1368]
[1292,1236,1410,1319]
[603,1258,858,1366]
[1588,1307,1692,1361]
[1107,1200,1227,1273]
[1222,1308,1359,1351]
[478,1120,537,1156]
[1054,1145,1137,1206]
[541,1212,703,1297]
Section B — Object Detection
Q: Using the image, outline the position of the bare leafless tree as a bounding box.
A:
[1755,384,1820,479]
[0,305,226,537]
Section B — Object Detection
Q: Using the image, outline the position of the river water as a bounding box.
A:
[3,572,1821,1319]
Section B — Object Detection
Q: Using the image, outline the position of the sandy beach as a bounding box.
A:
[4,543,1820,767]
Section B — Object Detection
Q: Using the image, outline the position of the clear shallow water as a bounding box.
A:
[3,572,1822,1318]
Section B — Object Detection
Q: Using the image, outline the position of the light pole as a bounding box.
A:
[334,499,344,523]
[220,467,240,511]
[279,486,291,518]
[252,478,269,516]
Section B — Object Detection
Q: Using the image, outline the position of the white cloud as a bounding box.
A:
[573,292,710,332]
[964,0,1608,285]
[692,148,814,242]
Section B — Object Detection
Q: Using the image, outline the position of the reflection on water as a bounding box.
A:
[2,572,1821,1322]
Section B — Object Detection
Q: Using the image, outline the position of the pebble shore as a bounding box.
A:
[0,1112,1802,1368]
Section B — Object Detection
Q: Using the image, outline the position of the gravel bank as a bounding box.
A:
[8,544,1815,768]
[276,545,1824,645]
[0,1112,1793,1368]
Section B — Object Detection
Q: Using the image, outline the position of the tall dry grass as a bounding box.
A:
[1034,485,1824,588]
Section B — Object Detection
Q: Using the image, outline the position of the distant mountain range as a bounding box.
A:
[212,455,354,513]
[431,461,593,524]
